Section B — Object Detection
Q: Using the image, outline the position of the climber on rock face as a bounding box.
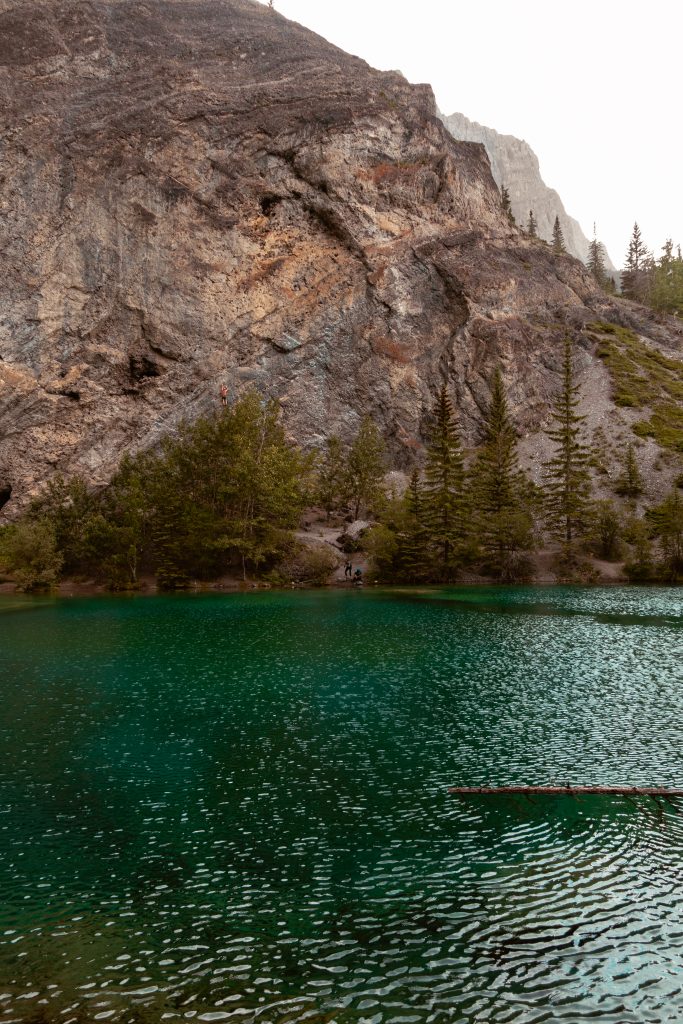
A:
[220,383,228,407]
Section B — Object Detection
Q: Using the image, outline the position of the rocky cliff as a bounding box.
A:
[0,0,680,519]
[440,111,617,272]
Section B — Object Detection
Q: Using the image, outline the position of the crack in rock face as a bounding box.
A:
[0,0,681,518]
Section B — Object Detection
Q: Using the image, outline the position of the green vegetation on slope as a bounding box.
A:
[588,322,683,451]
[2,350,683,590]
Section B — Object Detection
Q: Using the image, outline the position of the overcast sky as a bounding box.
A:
[258,0,682,266]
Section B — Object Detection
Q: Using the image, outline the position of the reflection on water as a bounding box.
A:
[0,586,681,1023]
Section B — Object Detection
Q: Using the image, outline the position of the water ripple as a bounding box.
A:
[0,586,681,1022]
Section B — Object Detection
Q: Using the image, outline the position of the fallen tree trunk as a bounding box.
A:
[448,785,683,797]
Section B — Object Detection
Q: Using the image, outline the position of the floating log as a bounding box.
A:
[448,785,683,797]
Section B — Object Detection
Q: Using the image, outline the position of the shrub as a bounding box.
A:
[589,322,683,451]
[280,544,340,586]
[0,519,63,591]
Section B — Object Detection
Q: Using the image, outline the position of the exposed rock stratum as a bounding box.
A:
[0,0,681,518]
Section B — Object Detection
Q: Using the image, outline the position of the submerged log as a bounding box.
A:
[449,785,683,797]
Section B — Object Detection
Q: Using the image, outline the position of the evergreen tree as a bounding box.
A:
[346,416,386,519]
[544,338,593,556]
[94,453,155,587]
[623,516,655,581]
[622,222,652,301]
[151,494,192,589]
[397,468,432,581]
[646,489,683,580]
[587,234,608,288]
[424,385,466,578]
[316,435,347,518]
[650,239,683,316]
[220,394,313,576]
[552,215,566,253]
[23,393,314,588]
[592,500,621,560]
[27,474,95,574]
[145,392,312,583]
[527,210,538,237]
[0,519,62,591]
[470,368,534,576]
[501,185,515,225]
[615,442,643,499]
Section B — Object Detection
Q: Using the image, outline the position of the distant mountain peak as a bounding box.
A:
[440,111,616,273]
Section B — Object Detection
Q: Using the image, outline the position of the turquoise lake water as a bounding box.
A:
[1,586,682,1023]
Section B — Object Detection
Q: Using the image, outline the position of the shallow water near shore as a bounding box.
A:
[1,586,682,1023]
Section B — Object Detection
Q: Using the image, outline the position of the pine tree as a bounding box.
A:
[316,435,347,518]
[424,385,465,578]
[552,216,566,253]
[152,496,191,589]
[624,515,654,581]
[397,469,431,582]
[615,443,643,499]
[501,185,515,225]
[527,210,538,238]
[622,222,652,301]
[650,239,683,316]
[544,338,593,556]
[646,489,683,580]
[587,234,607,288]
[346,416,386,519]
[27,474,96,574]
[146,392,311,583]
[470,368,534,577]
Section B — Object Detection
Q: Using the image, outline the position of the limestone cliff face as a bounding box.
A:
[440,111,616,272]
[0,0,679,518]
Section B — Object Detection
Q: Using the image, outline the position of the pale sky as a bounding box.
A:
[257,0,682,267]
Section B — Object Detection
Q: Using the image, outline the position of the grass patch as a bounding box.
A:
[588,322,683,452]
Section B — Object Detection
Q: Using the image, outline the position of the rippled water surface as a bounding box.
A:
[1,586,682,1023]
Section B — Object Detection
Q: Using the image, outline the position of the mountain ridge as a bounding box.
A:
[0,0,680,519]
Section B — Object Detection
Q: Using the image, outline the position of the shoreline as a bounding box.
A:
[0,578,675,602]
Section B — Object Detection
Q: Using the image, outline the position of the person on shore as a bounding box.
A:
[344,560,352,579]
[220,383,228,406]
[353,567,363,586]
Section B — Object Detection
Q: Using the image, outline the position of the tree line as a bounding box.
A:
[1,342,681,590]
[500,189,683,314]
[364,340,681,584]
[584,221,683,315]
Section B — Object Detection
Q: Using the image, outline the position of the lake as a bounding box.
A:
[1,586,682,1023]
